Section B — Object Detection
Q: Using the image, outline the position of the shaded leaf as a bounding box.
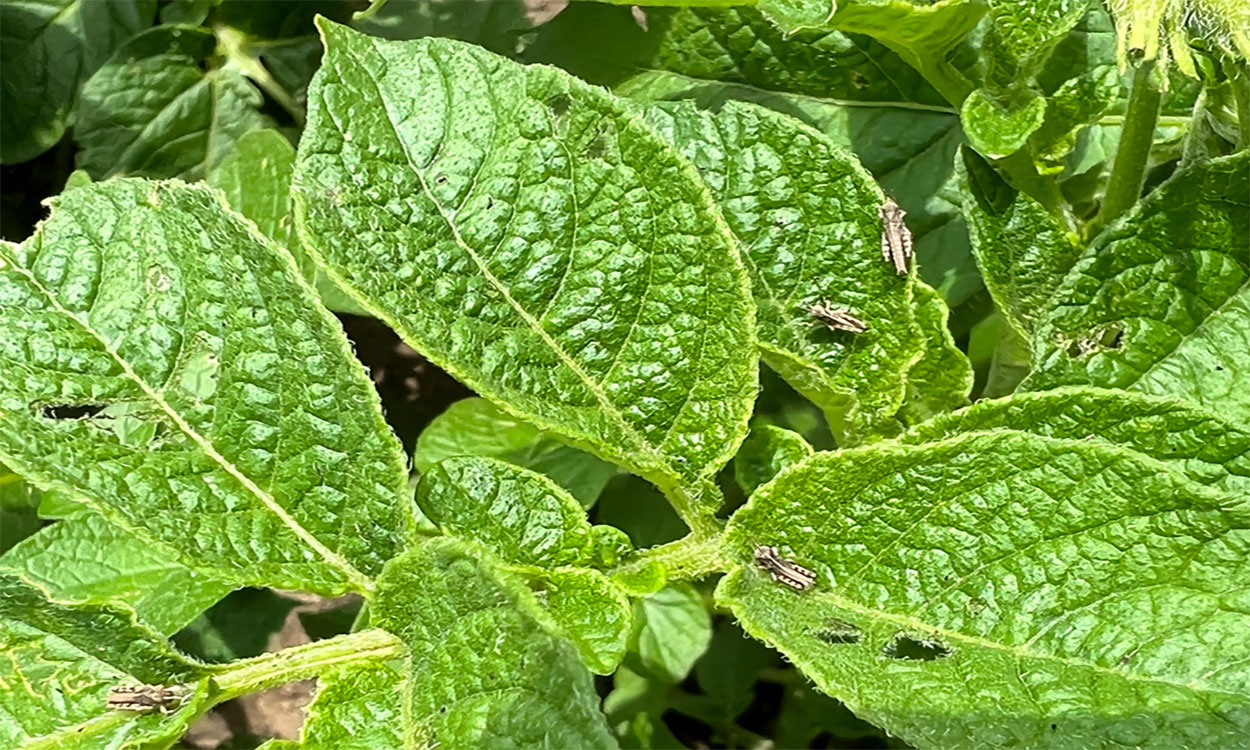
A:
[627,584,712,684]
[0,180,410,594]
[75,26,267,180]
[722,431,1250,748]
[734,425,813,496]
[293,20,756,527]
[644,100,923,442]
[0,510,233,635]
[0,463,42,554]
[958,145,1082,337]
[415,397,618,508]
[173,588,298,663]
[1023,152,1250,426]
[0,0,155,164]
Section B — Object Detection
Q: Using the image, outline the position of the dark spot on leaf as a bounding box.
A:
[584,137,605,159]
[1051,723,1058,731]
[849,70,869,89]
[40,403,106,420]
[1216,365,1225,371]
[882,633,951,661]
[812,618,861,645]
[546,93,571,116]
[435,175,448,185]
[486,197,494,209]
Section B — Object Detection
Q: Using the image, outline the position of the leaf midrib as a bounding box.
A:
[0,240,372,593]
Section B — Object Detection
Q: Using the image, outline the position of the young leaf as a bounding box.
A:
[293,20,756,529]
[0,0,154,164]
[418,457,633,672]
[721,431,1250,748]
[627,584,713,684]
[1023,152,1250,424]
[415,398,618,508]
[75,26,267,180]
[366,538,617,747]
[960,90,1048,157]
[643,100,923,443]
[734,425,813,496]
[900,386,1250,495]
[958,146,1082,337]
[281,662,407,750]
[0,510,234,635]
[0,180,410,594]
[896,280,973,425]
[206,128,366,315]
[0,571,210,748]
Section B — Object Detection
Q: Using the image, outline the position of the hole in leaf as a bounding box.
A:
[882,633,951,661]
[1063,325,1125,358]
[40,403,106,420]
[546,93,571,116]
[811,618,861,645]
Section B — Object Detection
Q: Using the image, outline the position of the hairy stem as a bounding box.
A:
[1096,59,1162,231]
[210,628,404,702]
[613,532,729,581]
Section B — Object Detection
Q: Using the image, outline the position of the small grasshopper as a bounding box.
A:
[807,301,868,333]
[106,684,188,714]
[879,199,912,276]
[754,545,817,592]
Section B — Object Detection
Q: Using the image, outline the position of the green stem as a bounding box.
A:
[210,628,403,702]
[214,23,305,126]
[1096,59,1162,231]
[612,533,729,581]
[663,479,726,539]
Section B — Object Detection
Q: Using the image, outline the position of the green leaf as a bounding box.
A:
[896,280,973,425]
[418,456,605,568]
[1030,65,1120,169]
[0,464,42,554]
[415,398,618,509]
[366,538,617,747]
[692,620,777,722]
[282,662,406,750]
[75,26,268,180]
[1023,152,1250,426]
[207,128,366,315]
[958,146,1082,337]
[627,584,712,684]
[758,0,986,103]
[0,510,234,635]
[643,100,923,442]
[0,180,410,594]
[900,386,1250,496]
[293,20,756,530]
[541,567,633,674]
[417,457,633,672]
[0,0,155,164]
[721,431,1250,748]
[0,571,210,749]
[528,4,979,307]
[960,89,1048,157]
[352,0,530,55]
[734,425,813,496]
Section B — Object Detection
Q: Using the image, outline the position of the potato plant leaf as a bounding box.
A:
[415,398,618,508]
[643,100,923,442]
[418,457,633,672]
[0,510,234,636]
[734,425,813,496]
[721,431,1250,749]
[896,281,973,425]
[627,584,712,684]
[1024,152,1250,425]
[0,0,155,164]
[75,26,267,180]
[958,146,1082,338]
[900,386,1250,496]
[366,538,617,748]
[0,571,211,749]
[293,20,756,527]
[0,180,410,594]
[0,463,41,554]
